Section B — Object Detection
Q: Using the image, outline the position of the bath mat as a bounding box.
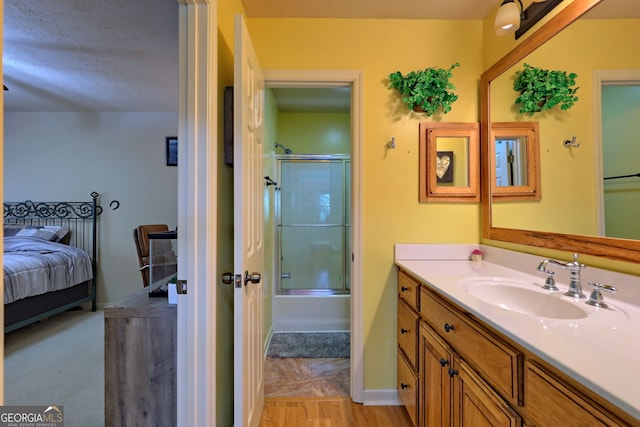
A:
[267,332,350,358]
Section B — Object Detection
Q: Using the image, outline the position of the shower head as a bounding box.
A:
[275,142,293,154]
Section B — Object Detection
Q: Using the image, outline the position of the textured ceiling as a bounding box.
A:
[4,0,179,112]
[2,0,636,112]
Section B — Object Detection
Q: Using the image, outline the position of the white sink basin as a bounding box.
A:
[460,277,589,320]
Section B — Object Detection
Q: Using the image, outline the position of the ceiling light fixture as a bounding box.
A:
[495,0,524,36]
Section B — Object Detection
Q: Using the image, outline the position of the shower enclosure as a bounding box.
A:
[276,155,351,295]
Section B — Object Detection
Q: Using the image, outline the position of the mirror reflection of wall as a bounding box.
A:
[489,4,640,237]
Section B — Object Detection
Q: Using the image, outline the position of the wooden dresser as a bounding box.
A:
[104,289,177,426]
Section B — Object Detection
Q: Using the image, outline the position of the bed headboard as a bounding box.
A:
[3,192,101,263]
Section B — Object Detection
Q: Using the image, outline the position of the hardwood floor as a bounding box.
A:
[260,397,413,426]
[262,358,413,426]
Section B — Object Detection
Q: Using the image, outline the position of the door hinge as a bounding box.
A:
[176,279,188,294]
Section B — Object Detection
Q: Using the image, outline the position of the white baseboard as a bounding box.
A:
[264,327,273,357]
[362,388,402,406]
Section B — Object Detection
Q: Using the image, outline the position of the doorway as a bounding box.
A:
[594,70,640,239]
[262,70,363,401]
[601,83,640,239]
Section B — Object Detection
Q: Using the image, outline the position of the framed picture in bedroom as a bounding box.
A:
[166,136,178,166]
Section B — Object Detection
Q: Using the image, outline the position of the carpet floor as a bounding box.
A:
[267,332,350,358]
[4,307,104,427]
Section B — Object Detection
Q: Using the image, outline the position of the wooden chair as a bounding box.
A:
[133,224,170,288]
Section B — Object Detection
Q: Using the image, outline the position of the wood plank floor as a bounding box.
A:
[262,358,413,426]
[260,397,413,426]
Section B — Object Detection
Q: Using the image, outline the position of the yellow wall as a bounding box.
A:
[247,17,483,390]
[277,112,350,154]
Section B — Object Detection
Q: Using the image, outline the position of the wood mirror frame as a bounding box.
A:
[481,0,640,263]
[491,122,540,201]
[419,122,480,202]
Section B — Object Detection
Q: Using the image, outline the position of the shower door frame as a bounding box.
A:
[274,154,351,296]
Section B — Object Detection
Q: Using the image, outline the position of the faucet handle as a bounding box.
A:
[538,269,559,291]
[572,253,586,269]
[586,282,617,308]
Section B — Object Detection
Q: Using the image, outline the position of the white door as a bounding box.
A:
[233,13,265,427]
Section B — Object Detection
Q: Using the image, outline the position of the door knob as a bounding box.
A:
[222,272,242,288]
[244,271,262,286]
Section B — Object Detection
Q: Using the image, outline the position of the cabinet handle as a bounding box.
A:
[444,323,455,332]
[400,383,409,390]
[448,368,459,378]
[400,328,409,334]
[439,358,449,367]
[401,286,409,292]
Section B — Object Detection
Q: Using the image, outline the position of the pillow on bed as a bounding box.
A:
[4,225,69,242]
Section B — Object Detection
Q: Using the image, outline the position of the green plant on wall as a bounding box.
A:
[513,63,579,114]
[388,63,460,116]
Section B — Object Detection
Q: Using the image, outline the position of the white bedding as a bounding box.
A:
[3,236,93,304]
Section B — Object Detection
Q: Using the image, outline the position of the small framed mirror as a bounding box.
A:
[491,122,540,201]
[419,122,479,202]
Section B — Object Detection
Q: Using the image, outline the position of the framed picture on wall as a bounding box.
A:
[166,136,178,166]
[436,151,454,183]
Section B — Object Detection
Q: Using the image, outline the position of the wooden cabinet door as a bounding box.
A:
[526,362,624,426]
[420,322,453,427]
[453,358,521,427]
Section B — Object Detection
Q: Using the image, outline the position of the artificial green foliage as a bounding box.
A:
[388,63,460,116]
[513,63,579,114]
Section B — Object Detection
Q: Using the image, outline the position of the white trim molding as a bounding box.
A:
[363,389,402,406]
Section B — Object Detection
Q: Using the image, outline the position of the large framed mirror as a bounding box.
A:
[481,0,640,263]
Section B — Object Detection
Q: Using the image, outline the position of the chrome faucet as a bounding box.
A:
[536,253,586,298]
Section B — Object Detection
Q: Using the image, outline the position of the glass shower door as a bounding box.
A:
[277,158,350,294]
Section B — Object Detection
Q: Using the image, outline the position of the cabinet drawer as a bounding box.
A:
[420,287,522,404]
[398,350,418,427]
[398,299,419,369]
[398,270,420,311]
[526,362,623,426]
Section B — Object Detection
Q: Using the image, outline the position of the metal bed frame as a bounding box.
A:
[3,192,101,332]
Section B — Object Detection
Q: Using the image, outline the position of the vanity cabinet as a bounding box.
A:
[526,362,623,426]
[420,285,522,407]
[420,313,521,427]
[397,270,421,426]
[396,268,634,426]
